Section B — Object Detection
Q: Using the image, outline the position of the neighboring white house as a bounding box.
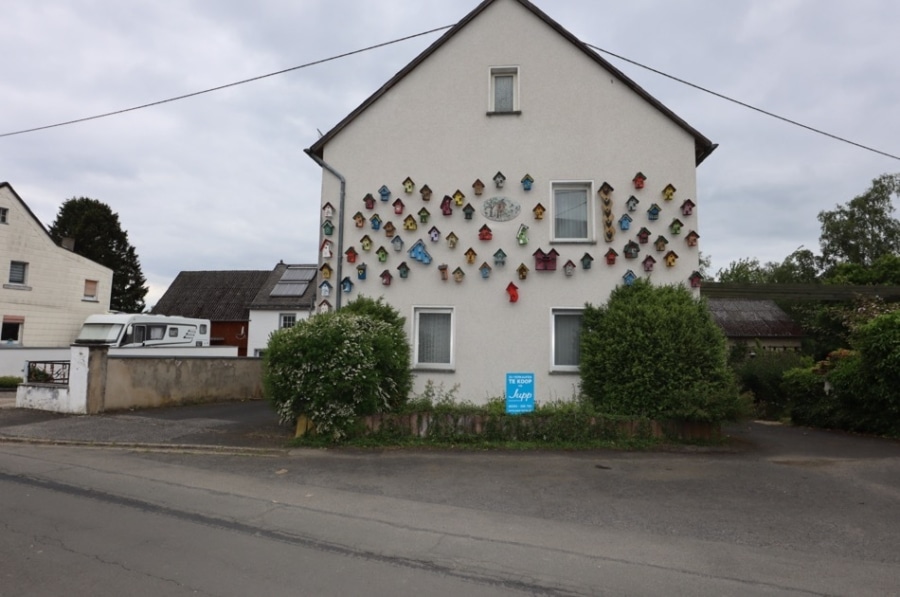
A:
[306,0,716,402]
[247,263,317,356]
[1,182,113,347]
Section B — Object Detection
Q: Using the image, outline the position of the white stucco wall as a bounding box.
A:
[313,0,710,402]
[1,185,114,347]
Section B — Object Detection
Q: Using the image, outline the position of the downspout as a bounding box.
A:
[304,149,346,310]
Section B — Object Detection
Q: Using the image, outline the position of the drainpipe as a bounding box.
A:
[304,149,346,310]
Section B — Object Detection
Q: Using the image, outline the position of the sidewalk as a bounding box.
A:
[0,399,295,452]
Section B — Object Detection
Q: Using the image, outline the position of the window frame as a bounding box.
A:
[0,207,8,224]
[280,313,297,329]
[8,261,28,285]
[83,279,99,301]
[550,181,594,243]
[412,306,455,371]
[551,308,584,372]
[488,66,520,115]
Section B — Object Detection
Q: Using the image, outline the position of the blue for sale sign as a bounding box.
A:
[506,372,535,414]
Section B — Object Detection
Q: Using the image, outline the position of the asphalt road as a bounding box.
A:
[1,406,899,596]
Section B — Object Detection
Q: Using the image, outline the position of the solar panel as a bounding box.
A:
[280,267,316,282]
[270,266,316,297]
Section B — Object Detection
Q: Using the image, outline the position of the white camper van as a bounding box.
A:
[74,314,211,348]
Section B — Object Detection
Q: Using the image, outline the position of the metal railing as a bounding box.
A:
[26,361,70,385]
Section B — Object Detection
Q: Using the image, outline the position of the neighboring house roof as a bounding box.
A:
[307,0,716,165]
[706,298,804,339]
[249,263,318,311]
[152,270,272,321]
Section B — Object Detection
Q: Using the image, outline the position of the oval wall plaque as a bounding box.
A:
[482,196,521,222]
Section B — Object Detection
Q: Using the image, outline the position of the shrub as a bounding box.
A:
[0,376,23,389]
[839,312,900,434]
[782,366,832,427]
[580,280,740,423]
[263,309,411,440]
[733,349,812,419]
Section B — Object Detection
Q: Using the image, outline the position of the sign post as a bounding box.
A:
[505,372,535,414]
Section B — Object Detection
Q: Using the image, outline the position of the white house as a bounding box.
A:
[1,182,113,346]
[306,0,716,402]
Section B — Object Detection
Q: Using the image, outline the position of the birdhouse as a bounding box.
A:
[418,207,430,223]
[506,282,519,303]
[370,214,383,231]
[393,198,405,215]
[446,232,459,249]
[380,269,393,286]
[654,236,668,252]
[533,248,559,271]
[581,253,594,270]
[320,239,334,260]
[623,270,637,286]
[604,227,615,243]
[378,185,391,202]
[669,218,684,235]
[341,277,355,294]
[452,267,465,283]
[662,183,676,201]
[478,224,493,241]
[633,172,647,190]
[463,203,476,220]
[397,262,410,279]
[322,220,334,236]
[391,235,404,252]
[647,204,662,221]
[319,263,333,279]
[402,177,415,194]
[440,195,453,216]
[323,202,337,219]
[618,213,633,231]
[383,221,396,238]
[637,227,651,244]
[420,184,433,202]
[624,241,640,259]
[681,199,696,216]
[318,300,332,314]
[353,212,365,227]
[464,247,477,265]
[438,264,449,281]
[563,260,576,277]
[521,174,534,191]
[403,215,417,231]
[664,251,679,267]
[363,194,376,210]
[355,263,367,280]
[376,246,388,262]
[360,235,373,252]
[408,240,433,265]
[516,224,529,246]
[686,230,700,247]
[626,196,640,212]
[599,182,614,201]
[604,248,618,265]
[493,248,507,266]
[472,179,485,196]
[345,247,358,263]
[516,263,529,280]
[493,171,506,188]
[319,280,332,298]
[428,226,441,242]
[532,203,546,220]
[479,262,492,279]
[642,255,656,272]
[689,271,703,288]
[453,190,466,206]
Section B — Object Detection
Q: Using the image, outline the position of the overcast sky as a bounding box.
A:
[3,0,899,308]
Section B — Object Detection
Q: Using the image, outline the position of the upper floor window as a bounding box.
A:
[83,279,98,301]
[489,67,519,114]
[0,207,8,224]
[8,261,27,285]
[280,314,296,329]
[552,182,593,242]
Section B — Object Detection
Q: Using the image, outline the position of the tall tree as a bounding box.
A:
[818,173,900,271]
[48,197,148,312]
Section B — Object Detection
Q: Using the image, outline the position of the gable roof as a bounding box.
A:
[152,270,272,321]
[307,0,716,165]
[249,263,318,311]
[706,298,804,339]
[1,182,54,240]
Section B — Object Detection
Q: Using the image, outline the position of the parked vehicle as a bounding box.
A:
[74,314,211,348]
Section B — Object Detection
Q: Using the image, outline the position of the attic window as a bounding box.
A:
[270,266,316,297]
[489,67,519,114]
[0,207,8,224]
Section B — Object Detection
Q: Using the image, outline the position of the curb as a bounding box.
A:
[0,436,290,456]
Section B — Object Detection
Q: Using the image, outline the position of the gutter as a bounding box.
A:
[304,149,346,310]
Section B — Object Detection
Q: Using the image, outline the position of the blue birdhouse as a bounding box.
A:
[378,185,391,202]
[618,214,633,231]
[341,277,355,293]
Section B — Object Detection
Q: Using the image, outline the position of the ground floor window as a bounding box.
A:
[413,307,454,369]
[280,314,296,329]
[1,318,23,344]
[552,309,583,371]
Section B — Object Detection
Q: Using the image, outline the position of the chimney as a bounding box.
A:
[61,238,76,251]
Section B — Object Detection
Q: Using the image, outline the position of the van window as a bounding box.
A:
[148,325,166,341]
[168,327,179,338]
[199,324,208,335]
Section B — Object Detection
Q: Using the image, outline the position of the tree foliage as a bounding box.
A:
[48,197,148,312]
[580,280,741,422]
